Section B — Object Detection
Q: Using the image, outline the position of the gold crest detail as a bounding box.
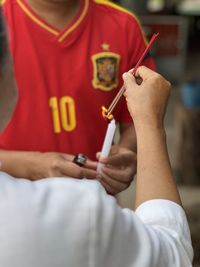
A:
[91,52,120,91]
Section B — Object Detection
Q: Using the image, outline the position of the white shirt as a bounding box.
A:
[0,172,193,267]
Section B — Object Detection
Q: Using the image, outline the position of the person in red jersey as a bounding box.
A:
[0,0,155,194]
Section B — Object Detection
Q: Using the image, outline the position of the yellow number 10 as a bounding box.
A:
[49,96,76,133]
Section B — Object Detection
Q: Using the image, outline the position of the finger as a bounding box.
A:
[99,179,117,195]
[81,168,98,180]
[135,65,157,81]
[100,171,129,191]
[123,72,138,91]
[127,69,142,84]
[98,145,119,162]
[60,163,97,180]
[59,153,75,162]
[128,68,134,73]
[84,159,98,170]
[109,144,119,155]
[59,155,98,179]
[97,145,119,162]
[101,165,135,183]
[59,162,85,179]
[100,152,136,166]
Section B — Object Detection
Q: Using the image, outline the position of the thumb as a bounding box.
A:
[123,72,137,91]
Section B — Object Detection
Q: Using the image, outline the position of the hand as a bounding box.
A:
[97,145,137,195]
[28,152,98,180]
[123,66,171,129]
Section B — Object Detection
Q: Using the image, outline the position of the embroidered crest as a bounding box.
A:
[91,52,120,91]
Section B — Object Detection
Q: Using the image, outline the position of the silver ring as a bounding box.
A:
[73,153,87,167]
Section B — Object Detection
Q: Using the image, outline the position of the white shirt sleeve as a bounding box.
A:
[94,189,193,267]
[135,200,193,267]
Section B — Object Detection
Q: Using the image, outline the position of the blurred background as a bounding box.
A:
[111,0,200,265]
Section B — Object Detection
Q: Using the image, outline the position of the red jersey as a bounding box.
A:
[1,0,155,159]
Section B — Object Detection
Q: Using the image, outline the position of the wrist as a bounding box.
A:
[135,123,166,144]
[0,150,41,179]
[134,117,165,134]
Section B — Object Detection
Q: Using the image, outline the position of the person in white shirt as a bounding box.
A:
[0,8,193,267]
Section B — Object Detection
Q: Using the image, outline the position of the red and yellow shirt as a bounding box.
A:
[1,0,155,159]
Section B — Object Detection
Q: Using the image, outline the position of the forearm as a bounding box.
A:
[135,124,181,208]
[0,150,98,180]
[0,150,41,179]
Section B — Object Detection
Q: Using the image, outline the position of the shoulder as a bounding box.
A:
[92,0,141,26]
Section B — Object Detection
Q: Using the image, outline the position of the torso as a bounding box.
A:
[1,0,155,159]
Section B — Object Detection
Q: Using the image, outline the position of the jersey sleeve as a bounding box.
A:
[126,15,156,71]
[95,188,193,267]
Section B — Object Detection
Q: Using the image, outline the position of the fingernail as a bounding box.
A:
[127,72,133,77]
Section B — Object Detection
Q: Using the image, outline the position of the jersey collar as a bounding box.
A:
[16,0,90,43]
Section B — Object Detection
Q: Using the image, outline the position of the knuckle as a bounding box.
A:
[51,158,60,170]
[48,168,58,177]
[138,65,145,72]
[167,80,171,87]
[166,80,172,92]
[154,73,162,81]
[51,158,60,171]
[77,168,84,178]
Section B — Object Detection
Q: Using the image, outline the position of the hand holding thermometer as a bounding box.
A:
[97,119,116,172]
